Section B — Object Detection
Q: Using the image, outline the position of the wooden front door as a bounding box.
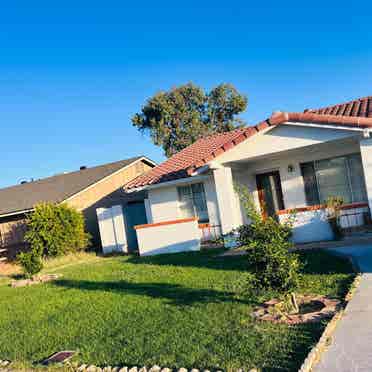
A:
[256,171,285,219]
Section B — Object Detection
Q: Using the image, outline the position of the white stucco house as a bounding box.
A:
[126,96,372,244]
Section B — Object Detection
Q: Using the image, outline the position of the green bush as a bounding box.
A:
[235,184,300,292]
[24,203,91,258]
[244,217,300,291]
[17,250,43,278]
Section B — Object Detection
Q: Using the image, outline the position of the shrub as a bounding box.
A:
[18,250,43,278]
[245,217,300,291]
[235,184,300,292]
[24,203,91,258]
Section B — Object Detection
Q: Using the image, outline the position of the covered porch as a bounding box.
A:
[212,124,372,243]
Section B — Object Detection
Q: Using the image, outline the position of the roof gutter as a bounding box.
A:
[0,208,34,219]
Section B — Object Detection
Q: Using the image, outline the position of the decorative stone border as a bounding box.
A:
[67,366,258,372]
[0,362,259,371]
[298,257,361,372]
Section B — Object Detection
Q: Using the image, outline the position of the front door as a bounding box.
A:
[256,171,285,219]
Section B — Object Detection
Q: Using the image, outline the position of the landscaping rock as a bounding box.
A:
[129,367,138,372]
[119,368,128,372]
[139,367,147,372]
[252,295,342,324]
[149,366,161,372]
[178,368,188,372]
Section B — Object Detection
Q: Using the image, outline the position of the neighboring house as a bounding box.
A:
[0,156,155,259]
[126,96,372,244]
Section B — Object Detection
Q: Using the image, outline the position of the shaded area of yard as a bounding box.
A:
[0,249,354,371]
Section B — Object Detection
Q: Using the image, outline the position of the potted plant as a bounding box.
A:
[325,196,344,240]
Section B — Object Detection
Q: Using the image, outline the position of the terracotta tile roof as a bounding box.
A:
[125,120,275,190]
[305,96,372,118]
[270,111,372,128]
[126,96,372,190]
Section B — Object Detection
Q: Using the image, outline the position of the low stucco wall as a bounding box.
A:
[135,218,201,256]
[279,209,334,243]
[278,204,369,243]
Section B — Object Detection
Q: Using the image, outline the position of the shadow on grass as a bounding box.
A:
[298,249,355,275]
[53,278,249,306]
[126,249,249,272]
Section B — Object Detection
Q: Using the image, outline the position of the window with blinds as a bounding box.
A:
[300,153,367,205]
[177,183,209,222]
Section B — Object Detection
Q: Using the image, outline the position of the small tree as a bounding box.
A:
[235,185,300,296]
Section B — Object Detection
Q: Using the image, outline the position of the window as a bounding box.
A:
[177,183,209,222]
[300,153,367,205]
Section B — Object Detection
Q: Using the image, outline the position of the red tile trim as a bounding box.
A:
[126,106,372,191]
[134,217,198,230]
[277,202,369,215]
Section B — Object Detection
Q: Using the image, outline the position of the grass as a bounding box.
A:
[0,249,354,371]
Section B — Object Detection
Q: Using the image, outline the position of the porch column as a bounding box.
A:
[144,198,153,224]
[360,138,372,214]
[213,166,239,235]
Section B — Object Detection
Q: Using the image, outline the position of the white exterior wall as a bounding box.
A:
[143,125,365,243]
[203,175,221,227]
[146,175,221,227]
[213,167,241,234]
[136,219,201,256]
[147,186,179,222]
[232,136,361,215]
[360,138,372,213]
[218,125,358,164]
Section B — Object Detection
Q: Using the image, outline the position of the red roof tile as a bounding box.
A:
[126,96,372,190]
[306,96,372,118]
[125,121,271,190]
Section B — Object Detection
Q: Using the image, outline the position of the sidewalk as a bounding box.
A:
[314,245,372,372]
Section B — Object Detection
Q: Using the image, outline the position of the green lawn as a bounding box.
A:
[0,249,354,371]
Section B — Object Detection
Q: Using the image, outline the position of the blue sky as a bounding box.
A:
[0,1,371,188]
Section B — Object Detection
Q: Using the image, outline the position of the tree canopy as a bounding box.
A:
[132,83,247,157]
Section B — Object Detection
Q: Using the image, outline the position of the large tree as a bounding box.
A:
[132,83,247,157]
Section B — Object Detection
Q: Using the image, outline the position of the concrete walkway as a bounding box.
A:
[315,245,372,372]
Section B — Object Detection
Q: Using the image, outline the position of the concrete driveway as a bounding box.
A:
[315,245,372,372]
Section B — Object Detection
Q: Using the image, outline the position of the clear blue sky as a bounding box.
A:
[1,1,371,188]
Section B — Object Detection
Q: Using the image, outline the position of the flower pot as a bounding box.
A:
[328,217,343,240]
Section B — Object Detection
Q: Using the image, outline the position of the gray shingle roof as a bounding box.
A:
[0,156,147,217]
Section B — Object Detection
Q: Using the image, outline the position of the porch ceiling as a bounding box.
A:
[228,135,361,169]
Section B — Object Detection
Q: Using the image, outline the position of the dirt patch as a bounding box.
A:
[0,262,21,276]
[10,274,61,288]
